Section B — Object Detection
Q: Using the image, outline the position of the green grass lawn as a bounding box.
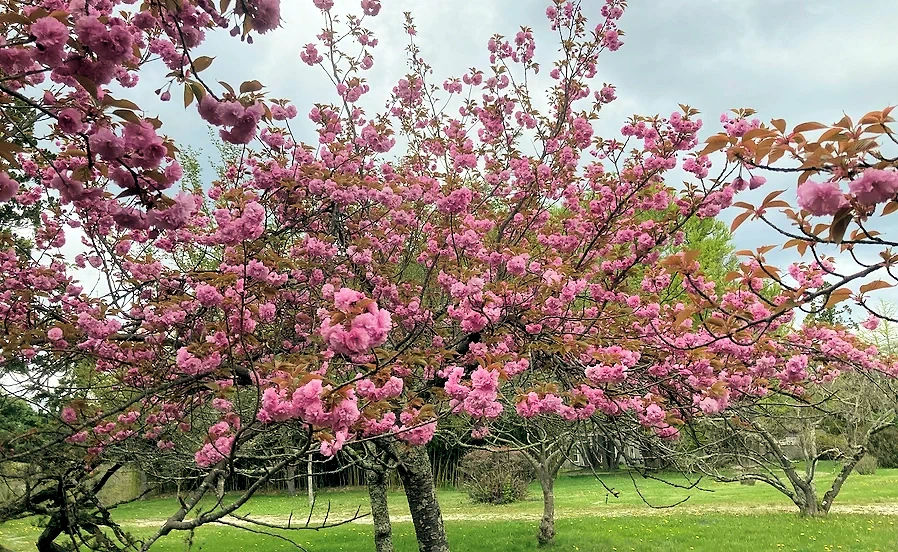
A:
[4,514,896,552]
[4,464,898,551]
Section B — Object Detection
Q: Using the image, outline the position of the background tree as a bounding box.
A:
[675,352,897,516]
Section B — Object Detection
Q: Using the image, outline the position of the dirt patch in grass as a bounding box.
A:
[125,501,898,528]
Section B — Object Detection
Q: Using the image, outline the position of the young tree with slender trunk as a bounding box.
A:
[677,370,896,516]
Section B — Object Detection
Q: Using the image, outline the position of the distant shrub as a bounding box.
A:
[854,454,877,476]
[869,426,898,468]
[815,432,848,460]
[459,450,534,505]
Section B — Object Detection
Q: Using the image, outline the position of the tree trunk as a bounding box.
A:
[600,436,613,471]
[307,454,314,507]
[536,469,556,546]
[821,451,865,514]
[641,443,662,470]
[36,514,66,552]
[215,473,225,500]
[139,470,149,499]
[366,468,394,552]
[286,464,296,497]
[795,482,821,517]
[396,445,449,552]
[798,498,820,516]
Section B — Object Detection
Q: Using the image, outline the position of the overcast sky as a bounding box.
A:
[127,0,898,311]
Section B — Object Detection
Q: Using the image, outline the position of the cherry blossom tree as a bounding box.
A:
[2,0,898,551]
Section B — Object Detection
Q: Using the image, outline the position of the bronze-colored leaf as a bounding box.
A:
[819,127,844,142]
[74,75,98,99]
[859,111,881,125]
[760,190,785,208]
[189,83,206,101]
[239,80,264,94]
[798,170,816,185]
[828,206,853,243]
[863,123,888,134]
[112,109,141,123]
[860,280,893,294]
[192,56,214,73]
[106,97,141,111]
[0,141,23,153]
[793,122,826,133]
[682,249,701,266]
[834,114,853,129]
[742,128,772,141]
[0,148,17,165]
[183,83,195,107]
[704,317,727,330]
[882,201,898,216]
[824,288,853,309]
[115,188,142,199]
[71,165,91,182]
[0,13,30,25]
[219,81,236,96]
[768,149,785,164]
[731,211,751,232]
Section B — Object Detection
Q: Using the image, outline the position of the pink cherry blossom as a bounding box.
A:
[361,0,381,17]
[862,315,881,331]
[749,175,766,189]
[0,172,19,202]
[57,108,85,134]
[320,290,392,355]
[31,16,68,53]
[797,180,848,216]
[61,406,77,424]
[195,436,235,467]
[849,169,898,206]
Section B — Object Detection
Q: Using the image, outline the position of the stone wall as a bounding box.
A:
[97,465,142,504]
[0,464,143,507]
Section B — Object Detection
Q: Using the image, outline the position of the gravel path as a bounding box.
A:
[126,502,898,528]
